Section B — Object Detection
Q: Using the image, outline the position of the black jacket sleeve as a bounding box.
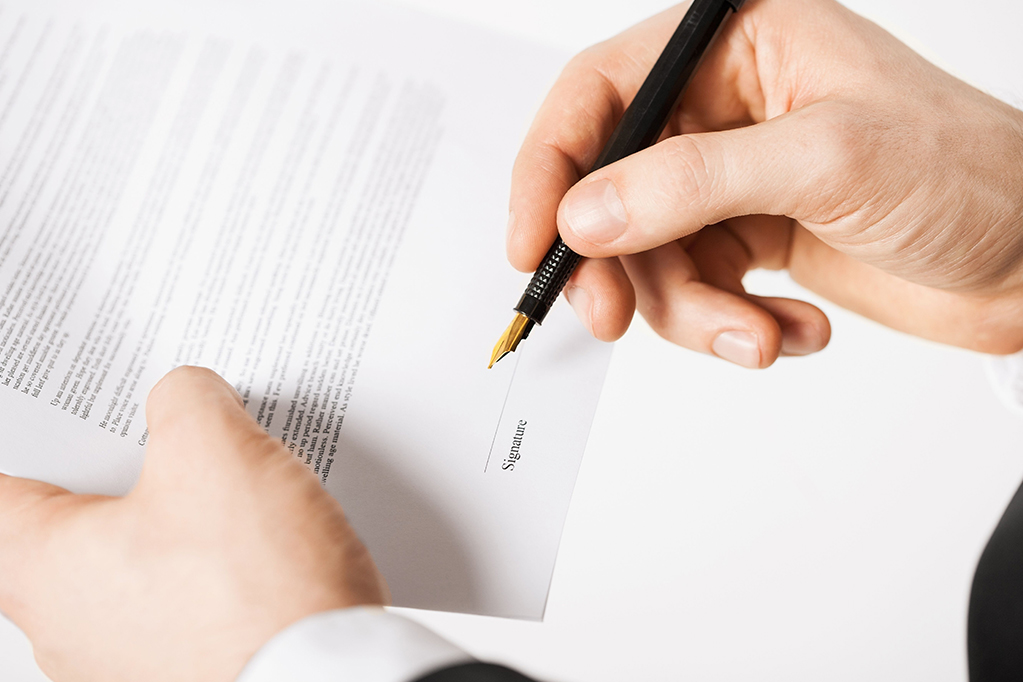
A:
[415,663,540,682]
[969,478,1023,681]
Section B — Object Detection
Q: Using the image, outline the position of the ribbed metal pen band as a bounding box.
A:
[515,237,581,324]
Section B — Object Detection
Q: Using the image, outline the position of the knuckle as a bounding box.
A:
[563,47,596,75]
[564,43,612,76]
[236,427,282,461]
[657,135,714,211]
[558,50,607,104]
[783,103,881,220]
[555,106,608,163]
[544,81,621,167]
[637,294,677,338]
[811,105,875,183]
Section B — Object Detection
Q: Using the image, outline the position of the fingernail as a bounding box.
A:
[506,210,516,242]
[781,323,820,357]
[562,179,628,244]
[564,285,592,333]
[712,331,761,369]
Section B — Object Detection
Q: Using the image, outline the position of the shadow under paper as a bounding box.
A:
[328,434,481,614]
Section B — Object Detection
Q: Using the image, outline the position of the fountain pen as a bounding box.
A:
[490,0,747,368]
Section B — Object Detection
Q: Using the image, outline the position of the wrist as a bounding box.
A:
[972,291,1023,355]
[952,97,1023,297]
[238,607,471,682]
[991,110,1023,295]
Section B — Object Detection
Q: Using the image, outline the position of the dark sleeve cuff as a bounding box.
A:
[416,662,540,682]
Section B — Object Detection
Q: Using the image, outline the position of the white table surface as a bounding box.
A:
[4,1,1023,680]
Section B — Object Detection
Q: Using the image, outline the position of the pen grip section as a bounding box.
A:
[515,237,581,324]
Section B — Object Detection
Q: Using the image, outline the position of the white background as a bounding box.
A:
[4,0,1023,680]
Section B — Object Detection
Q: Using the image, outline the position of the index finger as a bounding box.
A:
[507,4,689,272]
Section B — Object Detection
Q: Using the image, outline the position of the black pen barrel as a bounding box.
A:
[591,0,736,171]
[515,0,742,327]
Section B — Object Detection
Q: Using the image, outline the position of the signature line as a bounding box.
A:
[484,351,523,473]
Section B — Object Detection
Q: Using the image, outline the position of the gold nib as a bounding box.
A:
[489,313,532,369]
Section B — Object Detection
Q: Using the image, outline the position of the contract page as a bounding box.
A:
[0,0,610,620]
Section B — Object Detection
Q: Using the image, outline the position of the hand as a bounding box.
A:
[508,0,1023,368]
[0,367,387,682]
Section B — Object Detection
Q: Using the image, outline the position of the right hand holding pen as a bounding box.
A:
[507,0,1023,367]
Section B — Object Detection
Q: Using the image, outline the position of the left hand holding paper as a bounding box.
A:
[0,366,387,682]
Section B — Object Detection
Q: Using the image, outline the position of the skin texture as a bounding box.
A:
[0,367,386,682]
[508,0,1023,367]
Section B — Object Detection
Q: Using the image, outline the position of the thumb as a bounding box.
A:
[141,366,279,483]
[556,101,867,257]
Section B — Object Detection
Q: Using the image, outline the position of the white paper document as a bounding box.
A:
[0,0,611,619]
